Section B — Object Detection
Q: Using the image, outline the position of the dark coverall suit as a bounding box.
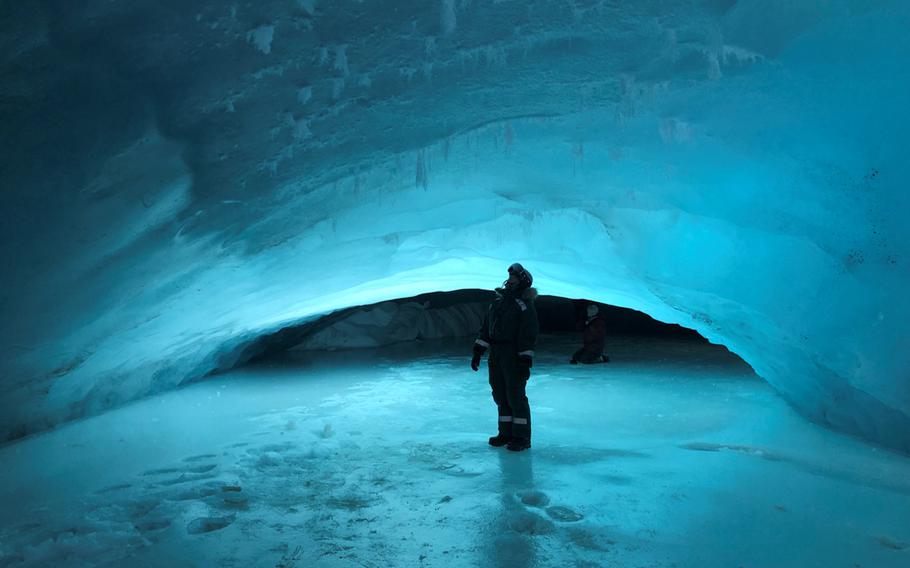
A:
[474,287,539,441]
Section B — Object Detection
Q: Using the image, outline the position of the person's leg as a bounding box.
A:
[577,350,604,364]
[570,347,584,364]
[504,353,531,449]
[488,350,513,445]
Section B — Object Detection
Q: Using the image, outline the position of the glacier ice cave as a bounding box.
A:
[1,1,910,567]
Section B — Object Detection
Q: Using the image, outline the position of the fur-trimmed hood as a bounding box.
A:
[495,286,538,301]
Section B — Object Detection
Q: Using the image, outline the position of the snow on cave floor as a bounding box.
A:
[2,334,909,568]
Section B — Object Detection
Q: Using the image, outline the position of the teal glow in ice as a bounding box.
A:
[0,0,908,453]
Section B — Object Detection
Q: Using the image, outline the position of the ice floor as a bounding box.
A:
[1,334,909,568]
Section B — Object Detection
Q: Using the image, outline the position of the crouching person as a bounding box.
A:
[570,304,610,364]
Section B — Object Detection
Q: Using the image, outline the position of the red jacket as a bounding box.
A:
[582,316,607,354]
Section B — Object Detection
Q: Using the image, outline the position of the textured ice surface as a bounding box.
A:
[1,336,908,567]
[1,1,909,450]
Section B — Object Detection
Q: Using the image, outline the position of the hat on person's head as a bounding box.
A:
[507,263,533,290]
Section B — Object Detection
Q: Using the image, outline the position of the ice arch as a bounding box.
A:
[1,1,908,451]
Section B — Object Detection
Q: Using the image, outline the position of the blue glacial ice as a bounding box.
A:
[0,0,908,489]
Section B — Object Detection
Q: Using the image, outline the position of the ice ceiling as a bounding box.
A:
[1,1,908,450]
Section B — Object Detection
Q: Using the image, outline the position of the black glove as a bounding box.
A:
[518,355,532,380]
[471,345,485,372]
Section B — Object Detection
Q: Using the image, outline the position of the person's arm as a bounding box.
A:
[471,311,491,371]
[517,302,539,373]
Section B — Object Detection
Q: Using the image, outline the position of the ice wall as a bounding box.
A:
[1,1,908,450]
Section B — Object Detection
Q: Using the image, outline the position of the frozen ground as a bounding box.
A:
[1,334,908,568]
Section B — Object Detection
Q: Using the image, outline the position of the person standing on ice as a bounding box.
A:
[570,304,610,365]
[470,263,539,452]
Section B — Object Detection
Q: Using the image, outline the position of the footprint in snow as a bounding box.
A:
[546,505,584,522]
[184,453,218,462]
[187,515,235,534]
[516,490,550,508]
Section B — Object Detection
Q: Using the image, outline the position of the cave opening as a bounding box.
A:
[242,289,712,362]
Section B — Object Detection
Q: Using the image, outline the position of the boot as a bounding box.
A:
[506,438,531,452]
[488,434,511,447]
